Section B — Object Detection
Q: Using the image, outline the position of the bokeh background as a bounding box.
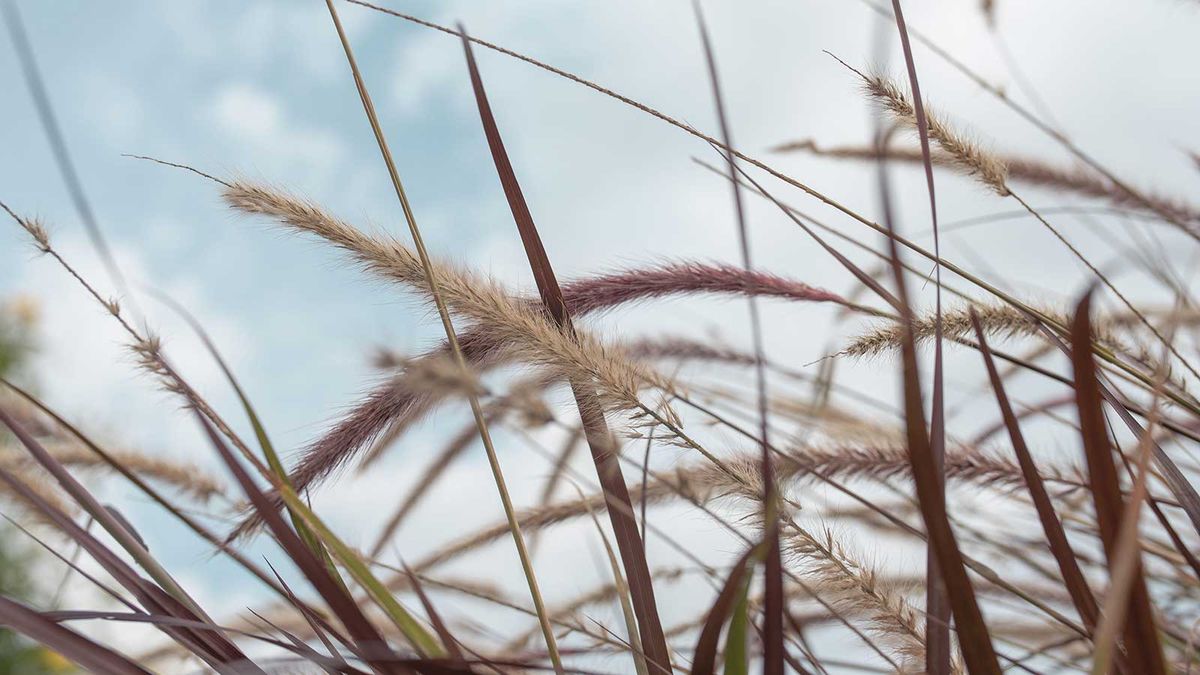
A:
[1,0,1197,664]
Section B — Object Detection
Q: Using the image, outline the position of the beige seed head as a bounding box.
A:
[860,71,1010,196]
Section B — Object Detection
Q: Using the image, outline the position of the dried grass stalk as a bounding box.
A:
[854,69,1010,195]
[1,443,225,502]
[777,140,1200,223]
[840,303,1145,364]
[785,527,933,670]
[0,466,78,521]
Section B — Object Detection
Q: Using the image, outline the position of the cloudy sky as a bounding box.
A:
[1,0,1198,664]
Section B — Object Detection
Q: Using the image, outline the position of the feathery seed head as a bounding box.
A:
[860,71,1010,195]
[398,354,486,399]
[19,215,52,253]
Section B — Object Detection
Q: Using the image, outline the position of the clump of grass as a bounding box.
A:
[0,3,1197,674]
[224,217,855,517]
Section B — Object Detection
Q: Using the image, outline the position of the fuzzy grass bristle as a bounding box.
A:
[852,68,1010,196]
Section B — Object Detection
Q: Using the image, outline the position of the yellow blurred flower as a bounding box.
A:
[6,294,39,327]
[38,647,74,672]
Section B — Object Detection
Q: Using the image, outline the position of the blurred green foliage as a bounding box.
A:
[0,297,34,379]
[0,297,72,673]
[0,541,59,674]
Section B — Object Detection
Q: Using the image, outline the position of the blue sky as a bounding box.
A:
[2,0,1199,662]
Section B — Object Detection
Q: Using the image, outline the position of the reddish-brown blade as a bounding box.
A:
[882,2,950,669]
[969,309,1100,631]
[864,61,999,673]
[0,596,152,675]
[192,411,405,674]
[262,560,353,668]
[1068,292,1165,674]
[885,263,998,675]
[0,408,255,672]
[457,25,671,675]
[401,562,465,661]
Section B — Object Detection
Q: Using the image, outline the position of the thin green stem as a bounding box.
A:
[321,2,562,671]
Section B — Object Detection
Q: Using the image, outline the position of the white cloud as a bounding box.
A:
[391,29,462,116]
[157,1,372,81]
[212,84,283,140]
[208,81,345,175]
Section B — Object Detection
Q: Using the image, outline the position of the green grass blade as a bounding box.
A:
[721,569,753,675]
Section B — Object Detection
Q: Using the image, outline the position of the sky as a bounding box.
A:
[1,0,1199,667]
